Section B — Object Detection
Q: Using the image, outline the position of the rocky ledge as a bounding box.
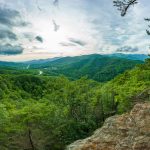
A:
[67,103,150,150]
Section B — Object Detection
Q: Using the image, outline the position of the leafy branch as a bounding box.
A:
[113,0,138,16]
[113,1,150,36]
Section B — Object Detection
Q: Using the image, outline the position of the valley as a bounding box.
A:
[0,54,149,150]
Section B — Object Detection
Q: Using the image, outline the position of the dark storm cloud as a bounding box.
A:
[0,30,17,41]
[0,7,29,28]
[35,36,43,43]
[68,38,87,46]
[59,42,76,47]
[0,44,23,55]
[116,46,139,53]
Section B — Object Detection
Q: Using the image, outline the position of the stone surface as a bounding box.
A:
[67,103,150,150]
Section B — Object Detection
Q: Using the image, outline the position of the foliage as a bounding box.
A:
[113,0,138,16]
[37,54,142,82]
[0,58,149,149]
[0,54,142,83]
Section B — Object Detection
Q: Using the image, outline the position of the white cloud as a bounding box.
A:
[0,0,149,61]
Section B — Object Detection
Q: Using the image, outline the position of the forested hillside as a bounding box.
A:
[0,54,143,82]
[0,58,149,150]
[30,54,143,82]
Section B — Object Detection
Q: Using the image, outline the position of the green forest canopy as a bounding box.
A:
[0,58,149,150]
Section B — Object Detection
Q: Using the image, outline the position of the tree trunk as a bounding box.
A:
[28,128,35,150]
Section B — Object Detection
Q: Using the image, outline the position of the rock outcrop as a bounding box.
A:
[67,103,150,150]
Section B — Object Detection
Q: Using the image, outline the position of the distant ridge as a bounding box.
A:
[0,53,148,66]
[106,53,148,61]
[22,57,61,65]
[0,54,145,82]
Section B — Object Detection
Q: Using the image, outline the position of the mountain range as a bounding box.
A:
[0,53,146,82]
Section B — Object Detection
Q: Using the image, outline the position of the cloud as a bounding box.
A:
[53,0,59,7]
[0,30,17,41]
[23,33,34,41]
[59,38,87,47]
[116,46,139,53]
[68,38,87,46]
[0,7,29,28]
[52,19,60,32]
[0,0,149,61]
[23,33,43,43]
[59,42,76,47]
[36,0,42,11]
[35,36,43,43]
[0,44,23,55]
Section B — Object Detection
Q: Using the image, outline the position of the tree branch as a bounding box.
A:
[113,0,138,16]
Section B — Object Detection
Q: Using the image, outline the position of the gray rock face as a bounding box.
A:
[67,103,150,150]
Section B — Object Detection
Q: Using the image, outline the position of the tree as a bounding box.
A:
[113,0,150,36]
[113,0,138,16]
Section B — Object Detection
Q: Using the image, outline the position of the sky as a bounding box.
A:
[0,0,150,61]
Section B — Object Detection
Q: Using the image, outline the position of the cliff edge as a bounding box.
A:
[67,103,150,150]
